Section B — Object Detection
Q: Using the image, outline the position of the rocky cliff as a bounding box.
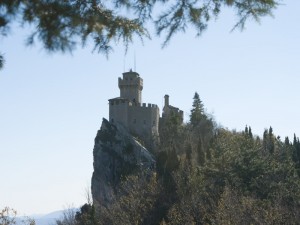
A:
[91,118,156,207]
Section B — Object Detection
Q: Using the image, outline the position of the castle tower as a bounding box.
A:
[118,70,143,104]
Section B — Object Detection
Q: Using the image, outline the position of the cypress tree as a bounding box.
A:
[284,136,290,146]
[249,126,253,139]
[263,129,268,152]
[268,126,275,154]
[245,125,249,135]
[293,134,297,146]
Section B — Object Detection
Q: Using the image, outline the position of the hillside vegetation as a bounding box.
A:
[70,92,300,225]
[3,93,299,225]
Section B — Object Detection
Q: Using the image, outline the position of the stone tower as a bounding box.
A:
[109,70,159,149]
[118,70,143,104]
[108,70,184,150]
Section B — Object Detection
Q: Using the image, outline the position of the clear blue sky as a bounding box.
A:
[1,0,299,215]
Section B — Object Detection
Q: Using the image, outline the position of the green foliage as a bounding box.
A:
[70,92,300,224]
[158,128,300,224]
[188,92,214,167]
[0,0,279,68]
[190,92,205,127]
[215,185,293,224]
[84,124,300,224]
[156,150,179,177]
[75,204,98,225]
[0,54,4,69]
[244,125,253,139]
[95,173,161,225]
[159,112,185,153]
[196,138,205,166]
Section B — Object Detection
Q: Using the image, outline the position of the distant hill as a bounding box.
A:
[16,208,78,225]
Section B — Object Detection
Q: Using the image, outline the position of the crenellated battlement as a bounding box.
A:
[109,99,158,109]
[109,98,130,105]
[129,103,158,108]
[118,77,143,88]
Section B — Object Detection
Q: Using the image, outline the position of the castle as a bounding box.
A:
[109,70,183,149]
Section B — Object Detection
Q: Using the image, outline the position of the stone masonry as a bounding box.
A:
[108,70,183,149]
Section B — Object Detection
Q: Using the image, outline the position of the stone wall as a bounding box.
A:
[109,98,130,127]
[109,100,159,149]
[128,103,159,148]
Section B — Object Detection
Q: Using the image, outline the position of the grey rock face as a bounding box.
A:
[91,118,155,207]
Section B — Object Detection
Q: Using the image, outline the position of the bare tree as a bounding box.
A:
[55,206,77,225]
[84,185,93,205]
[0,207,35,225]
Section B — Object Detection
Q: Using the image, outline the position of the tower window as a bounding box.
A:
[144,120,146,124]
[133,119,136,124]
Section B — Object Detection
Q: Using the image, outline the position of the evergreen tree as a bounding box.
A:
[249,126,253,139]
[269,126,273,136]
[284,136,290,146]
[0,0,278,68]
[293,134,298,146]
[263,129,268,152]
[292,134,300,167]
[75,204,98,225]
[245,125,249,135]
[190,92,206,127]
[0,54,3,69]
[268,126,275,154]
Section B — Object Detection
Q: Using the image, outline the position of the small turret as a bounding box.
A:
[164,95,169,107]
[162,94,184,123]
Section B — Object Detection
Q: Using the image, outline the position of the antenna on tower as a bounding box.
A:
[123,55,126,72]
